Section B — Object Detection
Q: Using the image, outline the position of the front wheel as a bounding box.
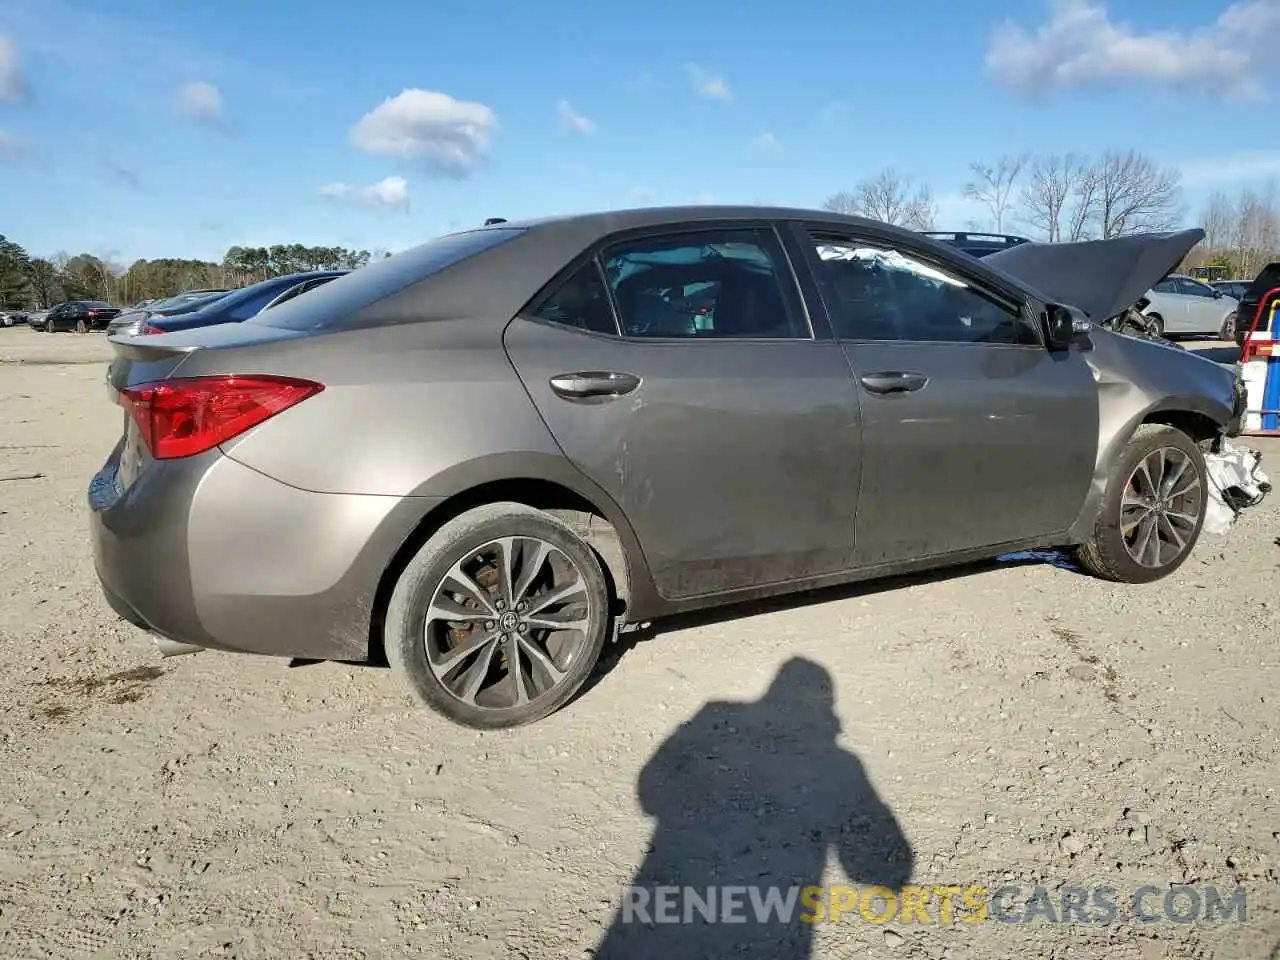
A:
[1145,313,1165,338]
[384,502,611,729]
[1074,424,1207,583]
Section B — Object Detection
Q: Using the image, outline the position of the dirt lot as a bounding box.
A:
[1,326,1277,960]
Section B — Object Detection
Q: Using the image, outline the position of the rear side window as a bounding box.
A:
[531,262,618,334]
[600,228,808,339]
[1153,278,1178,294]
[254,227,524,331]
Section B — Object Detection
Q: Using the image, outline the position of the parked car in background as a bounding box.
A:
[92,208,1244,729]
[1,309,30,327]
[107,290,231,338]
[36,300,121,333]
[1141,274,1239,340]
[922,231,1032,259]
[1210,280,1250,301]
[133,271,347,336]
[1231,262,1280,347]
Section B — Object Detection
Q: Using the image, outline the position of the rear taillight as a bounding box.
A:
[118,375,323,459]
[139,323,164,335]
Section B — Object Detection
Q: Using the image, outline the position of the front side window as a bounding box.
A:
[600,228,808,339]
[1178,278,1213,298]
[809,237,1037,345]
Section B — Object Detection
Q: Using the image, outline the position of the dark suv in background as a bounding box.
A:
[1232,263,1280,347]
[36,300,121,332]
[923,231,1032,259]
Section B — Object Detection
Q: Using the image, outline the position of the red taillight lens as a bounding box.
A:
[139,323,164,335]
[118,375,323,459]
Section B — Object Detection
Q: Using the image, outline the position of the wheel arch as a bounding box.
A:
[365,454,658,664]
[1064,395,1227,543]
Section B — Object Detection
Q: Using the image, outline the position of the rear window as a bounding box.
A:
[252,227,525,331]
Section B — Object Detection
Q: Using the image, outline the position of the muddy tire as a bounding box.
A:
[1075,424,1207,584]
[384,502,610,729]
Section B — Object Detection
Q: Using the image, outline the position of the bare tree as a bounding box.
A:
[823,168,936,230]
[1017,153,1094,241]
[1090,150,1184,238]
[1202,191,1234,251]
[964,154,1028,232]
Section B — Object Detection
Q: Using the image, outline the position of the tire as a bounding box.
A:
[75,319,87,334]
[1145,313,1164,338]
[384,502,611,729]
[1219,314,1237,342]
[1074,424,1208,584]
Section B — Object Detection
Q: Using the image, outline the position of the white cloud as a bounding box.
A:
[0,33,28,102]
[350,89,498,178]
[684,63,732,100]
[173,80,223,123]
[986,0,1280,99]
[556,99,595,135]
[319,175,410,213]
[754,132,779,151]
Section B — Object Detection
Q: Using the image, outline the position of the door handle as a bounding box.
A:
[549,371,641,400]
[859,371,929,395]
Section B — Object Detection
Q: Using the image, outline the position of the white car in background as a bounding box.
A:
[1142,274,1240,340]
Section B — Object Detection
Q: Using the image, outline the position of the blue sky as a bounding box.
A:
[2,0,1279,264]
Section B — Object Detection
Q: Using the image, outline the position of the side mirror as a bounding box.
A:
[1044,303,1091,350]
[1213,288,1223,298]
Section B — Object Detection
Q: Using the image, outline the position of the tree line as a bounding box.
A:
[0,240,383,310]
[826,149,1278,280]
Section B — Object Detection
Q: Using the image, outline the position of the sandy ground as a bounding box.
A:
[0,326,1277,960]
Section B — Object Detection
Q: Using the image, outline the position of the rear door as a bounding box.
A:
[502,223,864,600]
[792,222,1098,567]
[1151,277,1191,333]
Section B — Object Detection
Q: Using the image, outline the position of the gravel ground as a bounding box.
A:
[1,327,1277,960]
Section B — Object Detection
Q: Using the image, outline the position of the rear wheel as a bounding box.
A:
[75,319,87,334]
[385,502,610,729]
[1075,424,1207,583]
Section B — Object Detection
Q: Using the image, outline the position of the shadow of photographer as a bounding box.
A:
[595,656,914,958]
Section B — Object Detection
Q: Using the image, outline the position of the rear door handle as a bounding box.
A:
[549,371,641,400]
[859,371,929,395]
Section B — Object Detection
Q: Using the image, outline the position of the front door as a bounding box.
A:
[794,225,1099,568]
[1176,277,1223,334]
[503,225,864,600]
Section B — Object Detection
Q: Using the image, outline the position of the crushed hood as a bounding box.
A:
[983,228,1205,321]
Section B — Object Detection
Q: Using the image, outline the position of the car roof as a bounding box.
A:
[478,204,926,240]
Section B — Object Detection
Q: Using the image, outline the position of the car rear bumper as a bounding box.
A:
[89,444,442,661]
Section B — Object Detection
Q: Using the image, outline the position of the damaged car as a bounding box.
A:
[90,208,1246,728]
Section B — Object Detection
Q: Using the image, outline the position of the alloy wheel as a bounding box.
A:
[425,536,594,711]
[1120,446,1203,568]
